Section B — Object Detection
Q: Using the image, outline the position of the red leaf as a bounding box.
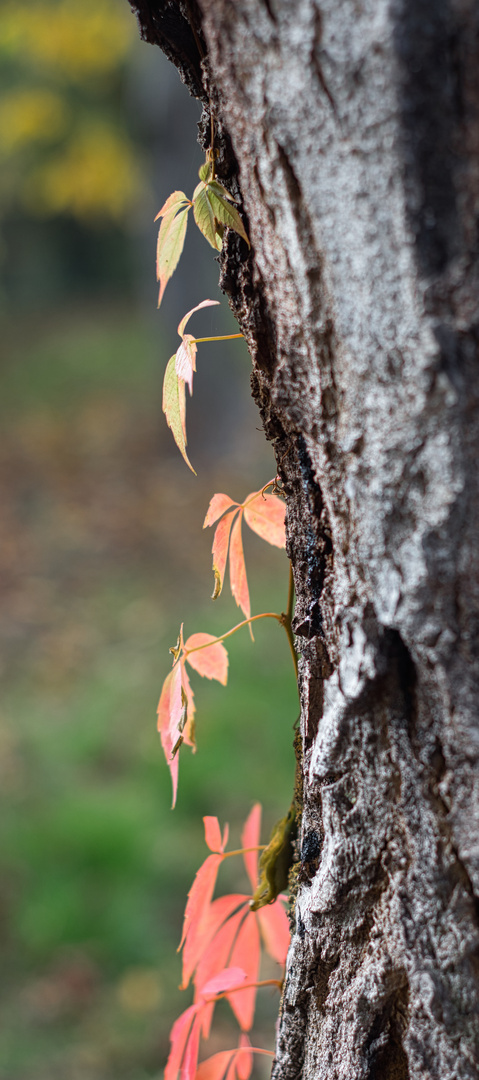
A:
[185,634,228,685]
[241,804,261,892]
[180,853,224,988]
[229,512,250,620]
[257,900,290,965]
[210,512,236,599]
[203,494,238,528]
[243,491,286,548]
[227,914,260,1031]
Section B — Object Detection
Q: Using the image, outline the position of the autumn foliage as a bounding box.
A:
[153,149,296,1080]
[165,807,290,1080]
[157,486,286,806]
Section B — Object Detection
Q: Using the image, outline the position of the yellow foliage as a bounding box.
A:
[0,0,145,222]
[0,0,133,81]
[0,89,68,153]
[22,126,143,222]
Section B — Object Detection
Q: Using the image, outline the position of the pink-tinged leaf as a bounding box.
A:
[243,491,286,548]
[180,853,224,988]
[156,203,189,307]
[229,513,250,620]
[165,1002,198,1080]
[203,493,238,528]
[204,817,224,853]
[155,190,190,221]
[236,1036,253,1080]
[196,1050,237,1080]
[241,804,261,892]
[180,664,196,750]
[194,906,247,1017]
[177,299,220,339]
[184,634,228,685]
[201,966,247,998]
[227,915,261,1031]
[176,335,197,395]
[209,512,236,600]
[162,355,196,474]
[257,900,290,965]
[157,663,183,807]
[194,893,246,950]
[196,1041,256,1080]
[180,1013,202,1080]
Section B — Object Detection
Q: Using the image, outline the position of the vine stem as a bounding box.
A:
[210,979,282,1003]
[184,612,285,653]
[223,846,265,858]
[183,571,298,681]
[191,334,244,343]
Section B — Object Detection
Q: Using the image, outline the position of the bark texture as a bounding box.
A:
[129,2,479,1076]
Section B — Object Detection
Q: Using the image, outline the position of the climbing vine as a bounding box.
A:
[155,149,300,1080]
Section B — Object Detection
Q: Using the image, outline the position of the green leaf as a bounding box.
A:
[156,204,190,307]
[154,189,190,221]
[198,161,211,182]
[162,355,196,474]
[207,179,237,204]
[193,182,222,250]
[207,185,250,247]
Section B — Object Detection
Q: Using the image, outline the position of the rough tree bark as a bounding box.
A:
[129,2,479,1077]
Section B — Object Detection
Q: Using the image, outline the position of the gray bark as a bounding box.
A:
[129,2,479,1077]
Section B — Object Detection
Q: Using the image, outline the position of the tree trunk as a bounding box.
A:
[129,2,479,1076]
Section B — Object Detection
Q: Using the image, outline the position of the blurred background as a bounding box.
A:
[0,3,297,1078]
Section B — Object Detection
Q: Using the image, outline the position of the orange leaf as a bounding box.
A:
[180,1013,202,1080]
[211,512,236,599]
[203,494,238,528]
[176,335,197,395]
[177,299,219,338]
[180,664,196,749]
[184,634,228,685]
[204,817,229,853]
[236,1036,253,1080]
[165,1002,199,1080]
[229,513,250,620]
[243,491,286,548]
[257,900,290,965]
[194,906,248,1017]
[201,966,247,998]
[241,804,261,892]
[196,1040,256,1080]
[192,897,247,1041]
[180,853,224,988]
[227,914,260,1031]
[196,1050,237,1080]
